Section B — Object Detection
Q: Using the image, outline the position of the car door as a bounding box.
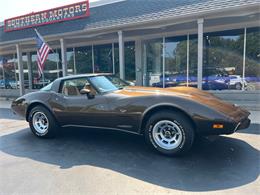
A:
[52,77,110,127]
[100,92,142,133]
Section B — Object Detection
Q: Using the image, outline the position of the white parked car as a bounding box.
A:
[228,75,247,90]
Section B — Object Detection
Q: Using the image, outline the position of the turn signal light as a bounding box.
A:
[213,124,224,129]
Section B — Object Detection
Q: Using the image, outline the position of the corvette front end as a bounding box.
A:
[191,99,251,135]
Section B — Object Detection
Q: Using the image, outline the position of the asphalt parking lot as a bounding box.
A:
[0,105,259,195]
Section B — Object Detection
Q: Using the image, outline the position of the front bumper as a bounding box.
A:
[234,117,251,132]
[195,109,251,135]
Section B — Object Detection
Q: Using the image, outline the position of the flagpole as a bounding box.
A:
[42,70,45,87]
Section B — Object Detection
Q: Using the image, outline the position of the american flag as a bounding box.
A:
[35,29,51,78]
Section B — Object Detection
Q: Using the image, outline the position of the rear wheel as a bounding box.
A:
[28,106,58,138]
[144,111,194,156]
[235,83,242,90]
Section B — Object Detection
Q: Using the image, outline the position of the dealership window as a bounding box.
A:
[143,35,198,88]
[245,27,260,90]
[203,29,245,90]
[31,50,60,89]
[143,38,163,87]
[65,42,135,82]
[74,46,93,74]
[142,28,258,90]
[45,50,61,82]
[72,44,117,76]
[0,54,18,89]
[165,36,188,87]
[125,42,136,82]
[67,48,76,75]
[93,44,113,73]
[113,41,135,82]
[114,44,120,77]
[164,35,198,88]
[188,36,199,87]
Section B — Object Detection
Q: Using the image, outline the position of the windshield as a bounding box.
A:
[88,75,129,93]
[106,75,130,88]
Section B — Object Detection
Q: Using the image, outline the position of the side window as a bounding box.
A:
[61,78,88,96]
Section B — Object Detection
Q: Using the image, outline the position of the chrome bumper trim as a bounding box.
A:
[234,122,241,132]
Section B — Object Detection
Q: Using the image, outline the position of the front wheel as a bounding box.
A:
[28,106,58,138]
[144,111,195,156]
[235,83,242,90]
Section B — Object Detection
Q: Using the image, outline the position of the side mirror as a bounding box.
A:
[80,89,95,99]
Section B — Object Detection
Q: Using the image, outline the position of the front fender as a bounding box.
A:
[136,95,230,134]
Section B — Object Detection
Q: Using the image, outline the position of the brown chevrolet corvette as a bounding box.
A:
[12,74,251,156]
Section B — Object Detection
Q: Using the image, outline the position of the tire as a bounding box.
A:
[235,83,242,90]
[144,111,194,156]
[28,105,58,138]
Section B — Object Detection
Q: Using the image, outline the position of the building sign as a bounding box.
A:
[4,1,89,32]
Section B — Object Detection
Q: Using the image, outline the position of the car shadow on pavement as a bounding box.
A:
[0,108,23,120]
[0,127,259,192]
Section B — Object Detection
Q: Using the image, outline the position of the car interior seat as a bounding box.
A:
[62,85,80,96]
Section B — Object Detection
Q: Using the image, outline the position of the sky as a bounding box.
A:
[0,0,100,22]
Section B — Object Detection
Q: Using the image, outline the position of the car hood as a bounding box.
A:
[117,86,216,98]
[115,86,250,119]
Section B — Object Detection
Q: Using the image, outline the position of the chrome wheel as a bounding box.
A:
[32,111,49,134]
[152,120,183,150]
